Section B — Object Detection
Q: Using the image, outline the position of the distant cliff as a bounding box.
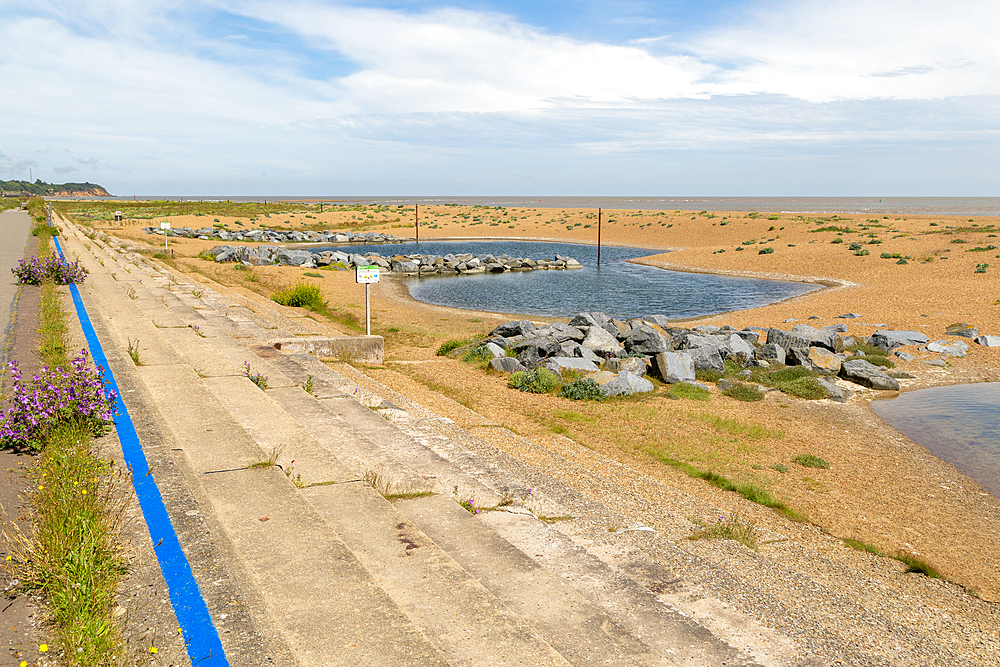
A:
[0,179,111,197]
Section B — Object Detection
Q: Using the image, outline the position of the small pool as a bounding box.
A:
[324,240,821,320]
[873,383,1000,499]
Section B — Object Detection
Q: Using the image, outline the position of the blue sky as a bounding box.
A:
[1,0,998,196]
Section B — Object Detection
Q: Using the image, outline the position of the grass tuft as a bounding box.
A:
[668,382,711,401]
[792,454,830,469]
[689,514,760,550]
[270,282,325,310]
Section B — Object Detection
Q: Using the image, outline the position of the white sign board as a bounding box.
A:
[160,221,171,230]
[356,266,380,284]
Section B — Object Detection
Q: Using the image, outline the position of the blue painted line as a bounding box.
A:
[54,235,230,666]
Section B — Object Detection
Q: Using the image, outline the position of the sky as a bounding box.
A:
[1,0,998,196]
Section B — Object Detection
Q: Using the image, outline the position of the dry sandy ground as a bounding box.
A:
[94,204,1000,601]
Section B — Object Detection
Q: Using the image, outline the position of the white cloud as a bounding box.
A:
[690,0,1000,101]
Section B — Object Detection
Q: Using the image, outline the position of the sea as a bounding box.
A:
[122,196,1000,217]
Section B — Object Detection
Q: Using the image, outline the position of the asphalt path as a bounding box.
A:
[0,209,32,368]
[0,207,45,664]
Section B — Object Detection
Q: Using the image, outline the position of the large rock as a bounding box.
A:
[622,325,672,356]
[490,320,536,338]
[390,259,419,273]
[569,312,610,329]
[975,335,1000,347]
[926,340,968,357]
[534,322,585,343]
[871,330,929,350]
[724,334,756,365]
[791,324,845,352]
[839,359,900,390]
[644,314,672,328]
[945,323,979,339]
[581,326,624,356]
[512,337,562,368]
[817,377,853,403]
[755,343,786,365]
[765,328,813,354]
[677,333,725,351]
[603,357,648,375]
[551,357,601,373]
[598,371,654,397]
[654,352,695,383]
[789,346,842,374]
[686,346,725,373]
[490,357,524,373]
[276,248,316,266]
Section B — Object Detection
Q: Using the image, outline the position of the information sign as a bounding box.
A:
[356,266,380,284]
[160,222,171,229]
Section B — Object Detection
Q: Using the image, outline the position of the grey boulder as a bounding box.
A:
[654,351,696,383]
[551,357,601,373]
[581,326,624,356]
[839,359,900,390]
[975,335,1000,347]
[490,357,525,373]
[490,320,536,338]
[599,371,654,397]
[622,325,672,356]
[871,330,929,350]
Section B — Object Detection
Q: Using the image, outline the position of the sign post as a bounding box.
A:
[356,265,380,335]
[160,221,171,252]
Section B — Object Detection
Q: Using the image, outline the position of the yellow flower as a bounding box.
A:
[20,661,27,667]
[149,647,158,654]
[39,643,48,652]
[37,485,43,491]
[177,627,183,634]
[81,490,87,495]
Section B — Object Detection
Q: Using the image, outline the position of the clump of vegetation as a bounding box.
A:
[749,365,826,400]
[880,252,902,259]
[975,263,989,274]
[0,353,117,451]
[668,382,711,401]
[558,377,603,401]
[364,469,434,501]
[462,345,492,363]
[895,552,941,578]
[770,463,789,473]
[509,368,561,394]
[830,237,844,244]
[758,247,774,255]
[854,248,870,256]
[720,381,764,402]
[688,514,760,550]
[436,338,474,356]
[12,253,87,285]
[792,454,830,469]
[270,282,324,309]
[243,360,268,390]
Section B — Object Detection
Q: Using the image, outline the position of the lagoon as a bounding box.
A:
[328,240,821,320]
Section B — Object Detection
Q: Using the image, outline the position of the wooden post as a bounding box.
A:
[415,204,419,243]
[319,202,323,213]
[597,208,602,267]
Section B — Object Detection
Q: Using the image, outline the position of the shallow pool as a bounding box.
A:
[326,240,821,320]
[873,383,1000,499]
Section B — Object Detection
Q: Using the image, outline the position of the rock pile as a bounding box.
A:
[200,244,583,274]
[451,313,999,399]
[145,226,400,245]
